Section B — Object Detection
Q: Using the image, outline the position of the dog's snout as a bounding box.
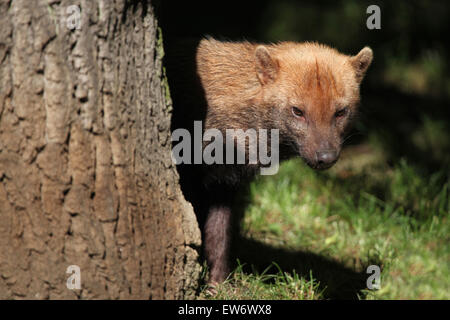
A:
[315,150,338,168]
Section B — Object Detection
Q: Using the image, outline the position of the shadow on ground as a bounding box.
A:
[226,188,379,300]
[230,236,374,300]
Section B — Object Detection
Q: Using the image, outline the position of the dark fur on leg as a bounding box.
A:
[204,205,232,283]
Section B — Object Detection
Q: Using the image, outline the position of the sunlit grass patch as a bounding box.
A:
[203,143,449,300]
[199,262,323,300]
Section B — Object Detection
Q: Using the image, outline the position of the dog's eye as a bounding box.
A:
[335,107,348,118]
[292,106,305,118]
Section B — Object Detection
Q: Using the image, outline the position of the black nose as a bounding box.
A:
[315,150,338,168]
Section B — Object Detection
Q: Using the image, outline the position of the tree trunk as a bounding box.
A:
[0,0,201,299]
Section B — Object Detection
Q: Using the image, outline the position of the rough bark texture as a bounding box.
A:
[0,0,201,299]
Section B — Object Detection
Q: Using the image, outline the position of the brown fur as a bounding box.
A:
[197,38,372,169]
[166,38,373,284]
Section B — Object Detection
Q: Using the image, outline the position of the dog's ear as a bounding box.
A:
[255,46,279,85]
[350,47,373,82]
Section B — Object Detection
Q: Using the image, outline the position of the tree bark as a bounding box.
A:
[0,0,201,299]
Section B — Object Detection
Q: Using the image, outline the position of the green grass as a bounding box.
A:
[199,262,323,300]
[200,140,449,300]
